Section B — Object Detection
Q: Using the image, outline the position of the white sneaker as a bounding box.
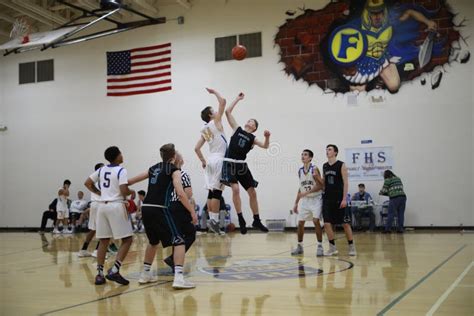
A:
[172,274,195,289]
[64,229,73,234]
[325,244,339,256]
[138,271,159,284]
[207,219,220,234]
[52,228,61,234]
[316,245,324,257]
[348,244,357,256]
[77,250,92,257]
[291,244,304,256]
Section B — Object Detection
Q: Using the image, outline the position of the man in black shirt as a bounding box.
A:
[322,144,356,256]
[221,92,271,234]
[128,144,197,289]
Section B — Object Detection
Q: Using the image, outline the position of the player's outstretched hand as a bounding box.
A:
[206,88,216,94]
[201,160,207,169]
[237,92,245,100]
[264,130,271,138]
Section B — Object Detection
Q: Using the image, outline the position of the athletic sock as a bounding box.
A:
[81,241,89,251]
[209,212,219,222]
[329,239,335,246]
[348,240,354,245]
[298,241,303,246]
[143,262,152,273]
[317,241,322,246]
[97,265,104,276]
[111,260,122,274]
[175,265,183,276]
[238,213,245,221]
[253,214,261,221]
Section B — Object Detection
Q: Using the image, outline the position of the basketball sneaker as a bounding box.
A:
[325,244,339,256]
[77,250,92,258]
[207,219,221,234]
[316,245,325,257]
[291,244,304,256]
[252,220,269,233]
[172,274,195,289]
[52,228,61,234]
[138,271,159,284]
[95,274,106,285]
[348,244,357,256]
[108,244,119,253]
[238,217,248,235]
[106,269,129,285]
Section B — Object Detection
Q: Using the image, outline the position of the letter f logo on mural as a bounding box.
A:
[329,26,367,66]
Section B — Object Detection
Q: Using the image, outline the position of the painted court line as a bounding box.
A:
[377,244,466,316]
[39,280,172,315]
[426,261,474,316]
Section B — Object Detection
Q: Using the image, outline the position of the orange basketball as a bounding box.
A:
[226,222,236,232]
[232,45,247,61]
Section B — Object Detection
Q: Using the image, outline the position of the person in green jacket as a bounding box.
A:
[380,170,407,233]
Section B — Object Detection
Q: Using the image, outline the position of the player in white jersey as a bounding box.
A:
[85,146,134,286]
[194,88,227,235]
[291,149,325,257]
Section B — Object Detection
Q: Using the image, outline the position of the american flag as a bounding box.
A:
[106,43,172,97]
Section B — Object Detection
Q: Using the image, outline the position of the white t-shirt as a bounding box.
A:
[89,165,128,202]
[56,195,69,212]
[70,199,88,213]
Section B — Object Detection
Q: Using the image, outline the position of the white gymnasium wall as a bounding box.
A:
[0,0,472,227]
[0,58,4,224]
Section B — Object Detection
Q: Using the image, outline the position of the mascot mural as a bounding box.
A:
[275,0,469,94]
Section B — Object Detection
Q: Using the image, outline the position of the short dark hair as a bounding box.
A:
[326,144,339,156]
[160,143,176,162]
[104,146,121,163]
[201,106,212,123]
[63,179,71,186]
[303,149,314,158]
[138,190,146,196]
[250,118,259,131]
[358,183,365,188]
[384,170,396,179]
[94,163,104,171]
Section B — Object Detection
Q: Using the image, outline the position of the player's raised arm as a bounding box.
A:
[225,93,244,131]
[194,136,207,169]
[206,88,226,124]
[254,130,271,149]
[128,171,149,186]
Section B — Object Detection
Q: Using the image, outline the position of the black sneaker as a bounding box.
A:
[252,220,269,233]
[239,217,248,235]
[95,274,106,285]
[164,255,175,272]
[106,270,129,285]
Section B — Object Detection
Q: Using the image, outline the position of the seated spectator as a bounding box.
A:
[351,183,375,232]
[39,198,58,233]
[69,191,89,232]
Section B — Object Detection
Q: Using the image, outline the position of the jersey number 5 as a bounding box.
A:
[103,172,111,188]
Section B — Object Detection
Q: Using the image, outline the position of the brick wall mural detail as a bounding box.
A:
[275,0,469,94]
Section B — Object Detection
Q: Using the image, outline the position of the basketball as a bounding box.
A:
[232,45,247,61]
[226,222,236,232]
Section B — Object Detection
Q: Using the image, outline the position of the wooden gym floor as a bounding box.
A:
[0,231,472,315]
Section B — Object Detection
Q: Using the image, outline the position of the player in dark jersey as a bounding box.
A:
[322,144,356,256]
[128,144,198,289]
[221,92,270,234]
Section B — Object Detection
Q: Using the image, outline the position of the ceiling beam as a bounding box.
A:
[0,0,57,26]
[11,0,68,25]
[176,0,191,9]
[0,12,15,24]
[131,0,159,15]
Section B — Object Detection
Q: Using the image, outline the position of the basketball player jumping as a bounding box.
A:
[291,149,325,257]
[221,92,270,234]
[195,88,227,235]
[322,144,356,256]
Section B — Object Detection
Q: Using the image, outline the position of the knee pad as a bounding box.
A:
[212,189,223,200]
